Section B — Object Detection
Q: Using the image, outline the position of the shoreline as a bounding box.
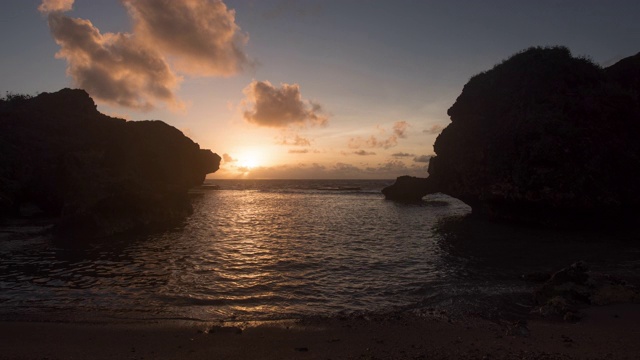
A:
[2,304,639,359]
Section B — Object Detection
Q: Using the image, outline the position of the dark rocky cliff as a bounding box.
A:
[0,88,221,237]
[385,47,640,227]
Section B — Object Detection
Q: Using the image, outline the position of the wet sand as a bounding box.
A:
[1,304,639,359]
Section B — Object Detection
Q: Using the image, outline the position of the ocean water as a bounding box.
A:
[1,179,639,322]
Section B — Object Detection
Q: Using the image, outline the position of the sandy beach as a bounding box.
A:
[2,304,639,360]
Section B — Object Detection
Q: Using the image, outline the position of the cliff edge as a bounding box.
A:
[385,47,640,227]
[0,88,221,237]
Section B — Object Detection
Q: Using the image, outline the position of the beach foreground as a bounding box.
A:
[1,304,639,360]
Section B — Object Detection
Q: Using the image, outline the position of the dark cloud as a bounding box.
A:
[243,80,328,128]
[391,152,414,158]
[288,149,309,154]
[353,150,376,156]
[413,155,432,163]
[39,0,249,110]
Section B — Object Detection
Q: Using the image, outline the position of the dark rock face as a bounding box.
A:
[381,176,429,202]
[0,88,221,237]
[424,47,640,226]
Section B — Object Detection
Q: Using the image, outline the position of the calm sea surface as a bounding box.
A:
[1,179,639,322]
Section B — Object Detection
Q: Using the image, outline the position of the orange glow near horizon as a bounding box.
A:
[236,149,265,170]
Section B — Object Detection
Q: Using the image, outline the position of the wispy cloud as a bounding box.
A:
[393,121,410,138]
[348,135,396,149]
[413,155,432,163]
[219,160,427,179]
[424,124,445,135]
[276,134,312,146]
[222,153,236,163]
[242,80,328,128]
[288,149,310,154]
[365,160,428,176]
[391,152,414,158]
[353,150,376,156]
[348,121,410,150]
[39,0,249,110]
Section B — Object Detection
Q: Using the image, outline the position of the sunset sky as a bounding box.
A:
[2,0,639,179]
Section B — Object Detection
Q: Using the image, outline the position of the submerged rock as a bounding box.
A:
[532,261,640,321]
[418,46,640,227]
[0,88,221,238]
[534,261,591,305]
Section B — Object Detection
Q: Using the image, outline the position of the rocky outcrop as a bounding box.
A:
[0,89,221,238]
[419,46,640,227]
[530,262,640,321]
[381,176,429,202]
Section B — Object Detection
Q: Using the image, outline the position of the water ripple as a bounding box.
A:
[14,180,623,321]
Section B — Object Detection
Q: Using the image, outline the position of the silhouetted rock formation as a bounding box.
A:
[386,47,640,226]
[0,88,221,237]
[381,176,429,202]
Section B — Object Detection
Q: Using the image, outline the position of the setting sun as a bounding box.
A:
[237,149,263,169]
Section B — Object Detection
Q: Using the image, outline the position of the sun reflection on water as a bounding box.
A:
[0,183,476,321]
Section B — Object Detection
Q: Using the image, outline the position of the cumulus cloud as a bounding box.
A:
[123,0,248,76]
[353,150,376,156]
[46,14,181,110]
[413,155,432,163]
[392,152,414,158]
[243,80,328,128]
[276,134,312,146]
[39,0,249,110]
[222,153,236,163]
[38,0,73,13]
